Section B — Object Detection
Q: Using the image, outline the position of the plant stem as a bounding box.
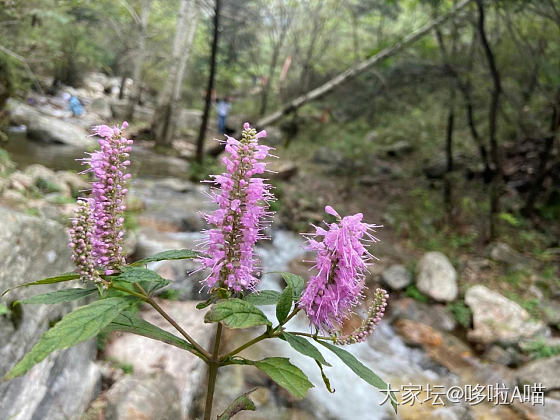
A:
[221,330,274,361]
[133,283,211,359]
[288,331,336,341]
[204,322,223,420]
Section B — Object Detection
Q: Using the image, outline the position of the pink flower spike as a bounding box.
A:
[243,122,250,130]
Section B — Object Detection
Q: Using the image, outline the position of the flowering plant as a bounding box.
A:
[2,122,395,419]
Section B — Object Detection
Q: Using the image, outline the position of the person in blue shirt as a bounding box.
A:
[216,97,231,134]
[69,95,84,117]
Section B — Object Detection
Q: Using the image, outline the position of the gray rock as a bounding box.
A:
[263,126,283,146]
[8,99,95,148]
[24,164,72,197]
[486,242,529,269]
[542,300,560,326]
[416,252,458,302]
[0,207,101,420]
[110,99,153,122]
[176,108,202,135]
[103,372,182,420]
[387,298,457,332]
[104,301,214,416]
[516,356,560,391]
[381,140,413,157]
[465,285,546,345]
[381,264,412,290]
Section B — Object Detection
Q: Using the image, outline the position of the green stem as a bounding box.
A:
[204,323,223,420]
[288,331,336,341]
[132,283,211,359]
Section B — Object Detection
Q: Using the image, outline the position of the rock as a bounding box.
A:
[2,189,26,206]
[365,130,378,143]
[381,140,413,157]
[465,285,546,345]
[381,264,412,290]
[104,300,214,416]
[486,242,529,269]
[424,158,448,179]
[542,300,560,326]
[103,372,182,420]
[0,207,101,420]
[24,164,72,196]
[8,99,95,148]
[8,171,33,191]
[88,97,112,120]
[387,298,456,332]
[482,345,520,367]
[110,99,153,122]
[153,177,194,193]
[516,356,560,391]
[176,109,202,134]
[268,161,298,181]
[416,252,458,302]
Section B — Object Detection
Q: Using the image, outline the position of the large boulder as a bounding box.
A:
[465,285,546,345]
[416,252,458,302]
[0,207,101,420]
[8,99,95,148]
[486,242,529,270]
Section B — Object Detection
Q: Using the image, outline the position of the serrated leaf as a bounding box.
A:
[204,299,271,329]
[130,249,200,266]
[318,340,397,413]
[19,287,98,305]
[280,273,304,299]
[253,357,313,399]
[316,360,335,393]
[282,333,330,366]
[4,297,130,380]
[103,312,197,354]
[217,390,257,420]
[2,272,80,296]
[244,290,281,306]
[276,284,293,323]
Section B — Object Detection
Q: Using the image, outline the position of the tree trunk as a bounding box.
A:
[196,0,221,164]
[259,42,281,117]
[152,0,198,147]
[256,0,472,128]
[126,0,152,121]
[476,0,503,240]
[523,90,560,216]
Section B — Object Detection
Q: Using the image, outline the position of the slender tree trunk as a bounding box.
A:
[152,0,198,147]
[256,0,472,128]
[523,91,560,215]
[126,0,152,121]
[260,43,281,117]
[196,0,221,164]
[476,0,503,240]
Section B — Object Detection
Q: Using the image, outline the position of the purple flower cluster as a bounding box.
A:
[198,123,275,292]
[334,288,388,345]
[299,206,381,332]
[69,122,132,279]
[69,198,99,282]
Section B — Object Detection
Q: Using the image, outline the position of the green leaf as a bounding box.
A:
[276,284,293,324]
[130,249,200,266]
[2,272,80,296]
[317,340,397,413]
[244,290,281,306]
[253,357,313,399]
[204,298,271,329]
[217,390,257,420]
[280,273,304,299]
[113,267,169,294]
[196,296,217,310]
[4,297,131,380]
[103,312,197,354]
[316,360,335,393]
[19,287,98,305]
[0,303,10,315]
[282,333,330,366]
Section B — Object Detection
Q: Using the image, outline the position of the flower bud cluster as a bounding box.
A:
[334,288,388,345]
[68,198,100,282]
